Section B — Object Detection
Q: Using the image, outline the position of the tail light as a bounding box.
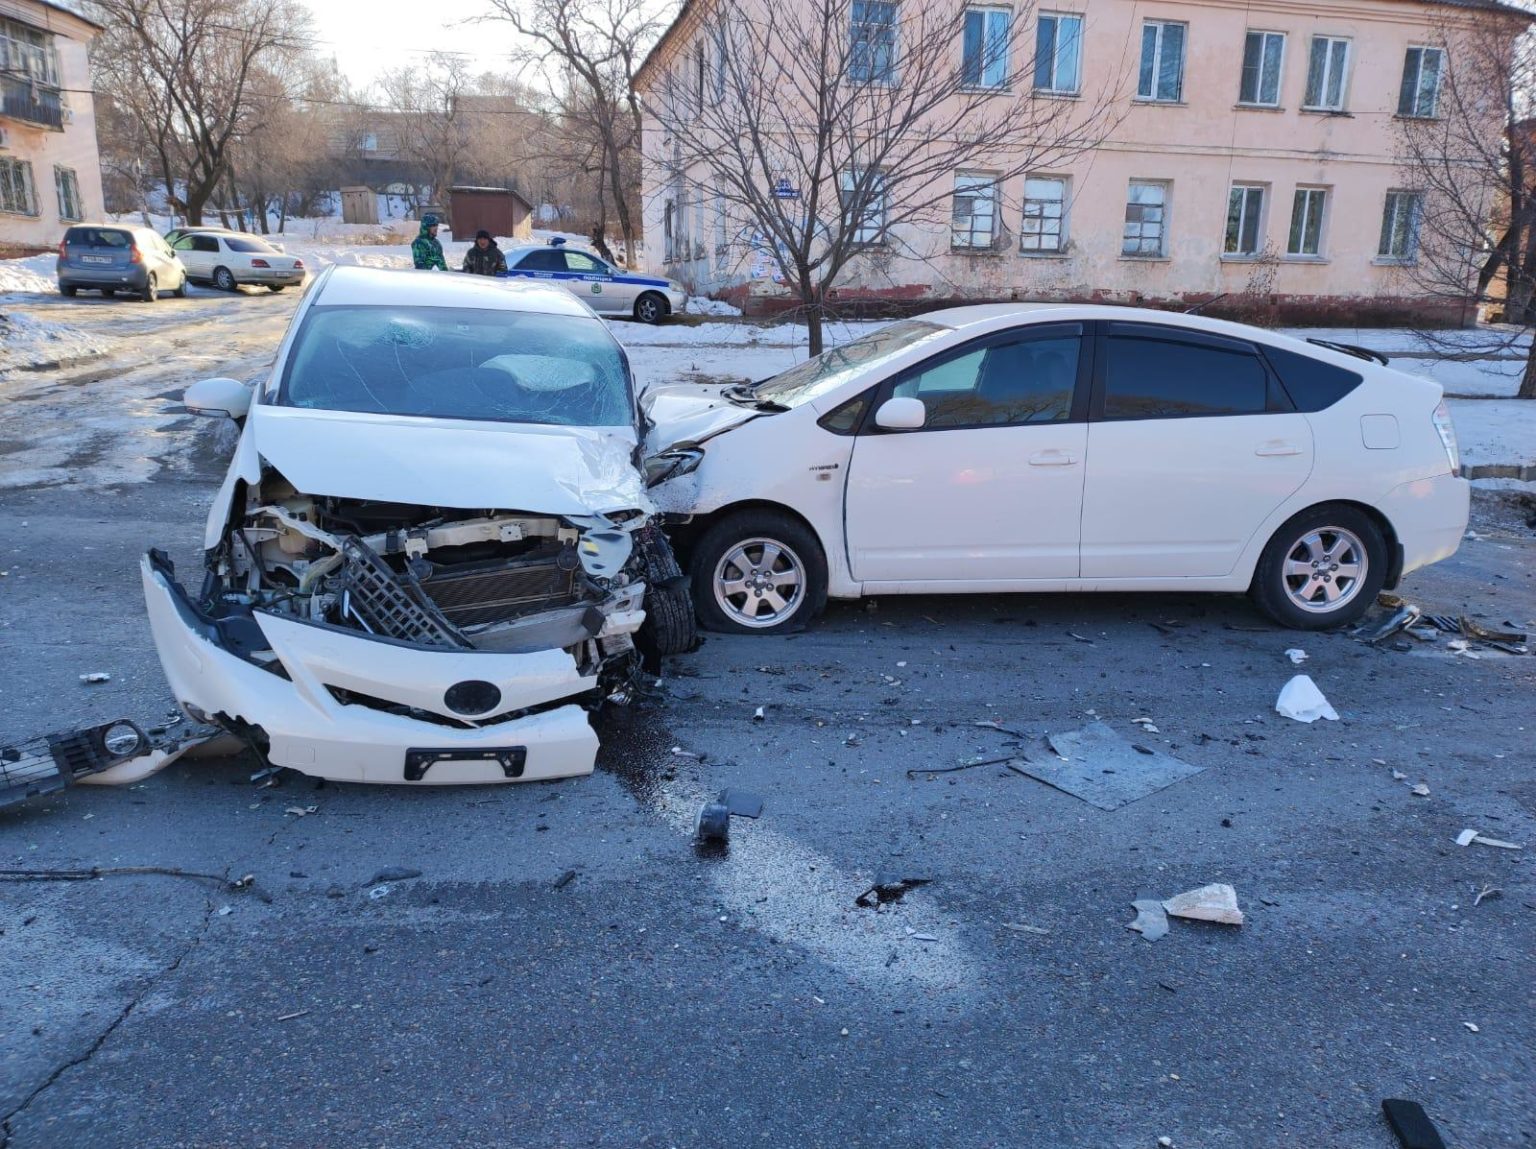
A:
[293,259,304,269]
[250,258,270,268]
[1431,400,1460,473]
[57,239,67,259]
[128,245,143,264]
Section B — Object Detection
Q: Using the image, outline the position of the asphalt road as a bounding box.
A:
[0,293,1532,1148]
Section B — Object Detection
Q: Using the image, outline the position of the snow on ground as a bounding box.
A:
[0,253,58,297]
[0,312,115,378]
[1443,399,1536,471]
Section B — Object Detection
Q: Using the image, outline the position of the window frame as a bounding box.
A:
[866,321,1091,434]
[961,5,1012,90]
[1378,190,1424,262]
[1398,45,1445,118]
[1238,30,1286,107]
[1121,179,1169,258]
[841,169,888,245]
[850,0,899,86]
[1033,11,1082,95]
[1223,183,1267,258]
[1021,174,1069,254]
[1137,20,1186,103]
[952,172,999,250]
[1303,35,1351,112]
[1287,186,1329,258]
[0,156,38,217]
[1090,322,1292,423]
[54,164,81,221]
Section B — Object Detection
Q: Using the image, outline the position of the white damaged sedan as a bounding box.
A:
[143,266,694,785]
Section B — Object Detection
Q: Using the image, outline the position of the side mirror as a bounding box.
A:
[874,396,926,431]
[184,376,253,420]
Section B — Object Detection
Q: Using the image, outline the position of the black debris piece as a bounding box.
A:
[855,876,932,909]
[1381,1099,1448,1149]
[695,800,731,843]
[552,870,577,890]
[367,867,423,885]
[1,718,150,808]
[719,788,766,819]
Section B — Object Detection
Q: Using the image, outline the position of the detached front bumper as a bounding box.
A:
[141,555,600,784]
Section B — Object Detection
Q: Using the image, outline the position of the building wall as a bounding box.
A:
[0,0,104,250]
[639,0,1515,324]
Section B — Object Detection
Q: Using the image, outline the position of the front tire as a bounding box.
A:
[60,284,77,297]
[269,285,285,293]
[142,274,158,302]
[689,511,827,634]
[213,266,236,292]
[634,527,698,658]
[1250,504,1387,630]
[634,292,667,324]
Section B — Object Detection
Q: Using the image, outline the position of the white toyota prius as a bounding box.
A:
[642,305,1469,634]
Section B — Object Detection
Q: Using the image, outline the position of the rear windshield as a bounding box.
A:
[279,304,635,428]
[226,236,278,253]
[64,228,132,248]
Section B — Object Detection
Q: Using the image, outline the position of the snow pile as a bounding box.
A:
[0,254,58,297]
[0,312,112,377]
[687,296,742,317]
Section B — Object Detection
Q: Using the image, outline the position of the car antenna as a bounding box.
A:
[1184,293,1228,316]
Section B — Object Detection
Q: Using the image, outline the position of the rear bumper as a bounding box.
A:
[238,271,305,286]
[58,267,148,289]
[141,556,599,784]
[1379,472,1470,578]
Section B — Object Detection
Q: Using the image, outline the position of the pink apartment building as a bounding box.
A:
[638,0,1528,323]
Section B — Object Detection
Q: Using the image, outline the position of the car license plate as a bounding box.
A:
[80,255,112,264]
[404,746,526,781]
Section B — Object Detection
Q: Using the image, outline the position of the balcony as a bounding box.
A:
[0,74,63,130]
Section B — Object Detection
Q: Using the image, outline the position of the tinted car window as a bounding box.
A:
[1102,333,1268,419]
[564,252,606,273]
[1261,345,1364,412]
[516,250,565,272]
[818,390,873,435]
[226,236,276,253]
[192,236,220,253]
[65,227,131,248]
[892,332,1080,428]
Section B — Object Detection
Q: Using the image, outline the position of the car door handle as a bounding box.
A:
[1255,442,1302,457]
[1028,450,1078,466]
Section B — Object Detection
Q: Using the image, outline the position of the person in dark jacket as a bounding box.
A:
[462,229,507,276]
[412,214,447,270]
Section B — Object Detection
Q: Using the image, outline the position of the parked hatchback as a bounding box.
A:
[56,225,188,302]
[644,305,1469,633]
[171,231,305,292]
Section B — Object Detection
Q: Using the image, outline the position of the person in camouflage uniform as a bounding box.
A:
[461,230,507,276]
[412,214,447,271]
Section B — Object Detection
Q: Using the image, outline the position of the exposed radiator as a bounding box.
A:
[418,554,580,627]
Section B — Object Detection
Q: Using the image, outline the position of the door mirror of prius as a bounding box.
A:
[874,396,927,431]
[184,376,254,420]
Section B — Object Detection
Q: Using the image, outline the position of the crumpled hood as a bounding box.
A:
[642,383,761,453]
[250,404,647,516]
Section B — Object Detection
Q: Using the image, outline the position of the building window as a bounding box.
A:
[1034,13,1082,94]
[54,165,81,221]
[1379,191,1423,261]
[1288,187,1327,256]
[1137,21,1185,102]
[962,7,1011,89]
[952,173,998,248]
[1021,176,1067,252]
[695,44,706,113]
[0,157,37,216]
[1122,180,1168,256]
[841,170,887,244]
[1399,46,1444,118]
[714,31,728,100]
[850,0,898,85]
[361,132,378,152]
[1224,184,1265,256]
[1304,36,1350,111]
[1239,31,1285,106]
[663,199,675,262]
[0,17,62,87]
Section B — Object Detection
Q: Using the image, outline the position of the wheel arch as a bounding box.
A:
[667,499,830,566]
[1249,498,1403,592]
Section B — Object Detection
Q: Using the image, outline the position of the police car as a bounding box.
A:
[501,238,688,324]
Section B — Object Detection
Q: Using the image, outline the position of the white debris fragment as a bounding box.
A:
[1456,828,1523,849]
[1391,769,1408,781]
[753,706,765,721]
[1456,828,1478,846]
[1275,675,1339,723]
[368,884,392,900]
[1284,649,1309,665]
[1410,783,1431,797]
[78,672,111,684]
[1463,1021,1480,1033]
[216,905,233,916]
[1162,883,1244,926]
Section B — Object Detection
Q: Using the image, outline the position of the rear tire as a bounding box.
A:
[268,285,286,293]
[214,266,236,292]
[634,292,667,324]
[142,274,158,302]
[1250,504,1387,630]
[101,288,115,298]
[689,510,827,634]
[60,284,77,297]
[171,276,187,298]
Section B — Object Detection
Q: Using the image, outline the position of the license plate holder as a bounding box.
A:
[80,255,112,265]
[404,746,526,782]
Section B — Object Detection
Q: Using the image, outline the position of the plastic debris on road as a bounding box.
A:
[78,672,111,684]
[1284,648,1308,664]
[1022,722,1204,810]
[1127,899,1170,942]
[1163,883,1245,925]
[1455,828,1523,850]
[1276,675,1339,722]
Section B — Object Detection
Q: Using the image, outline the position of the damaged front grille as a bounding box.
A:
[338,537,470,649]
[417,551,579,627]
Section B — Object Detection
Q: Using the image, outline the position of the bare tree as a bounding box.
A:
[648,0,1118,353]
[484,0,662,264]
[376,52,480,207]
[87,0,310,225]
[1393,6,1536,397]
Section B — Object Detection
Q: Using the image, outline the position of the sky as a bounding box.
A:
[302,0,523,90]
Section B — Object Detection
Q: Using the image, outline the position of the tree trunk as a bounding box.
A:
[1520,337,1536,400]
[278,196,287,234]
[802,282,825,356]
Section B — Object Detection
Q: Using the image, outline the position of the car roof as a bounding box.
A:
[313,264,604,318]
[504,243,606,261]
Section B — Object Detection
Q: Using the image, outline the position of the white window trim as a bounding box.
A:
[1035,12,1083,95]
[1378,190,1423,262]
[1020,174,1069,254]
[1303,36,1352,112]
[1400,45,1444,119]
[850,0,899,86]
[54,164,81,222]
[841,169,888,245]
[961,6,1012,91]
[1223,183,1267,258]
[952,172,999,249]
[1286,186,1329,258]
[1138,21,1186,103]
[1238,30,1286,108]
[1122,179,1170,258]
[0,156,38,217]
